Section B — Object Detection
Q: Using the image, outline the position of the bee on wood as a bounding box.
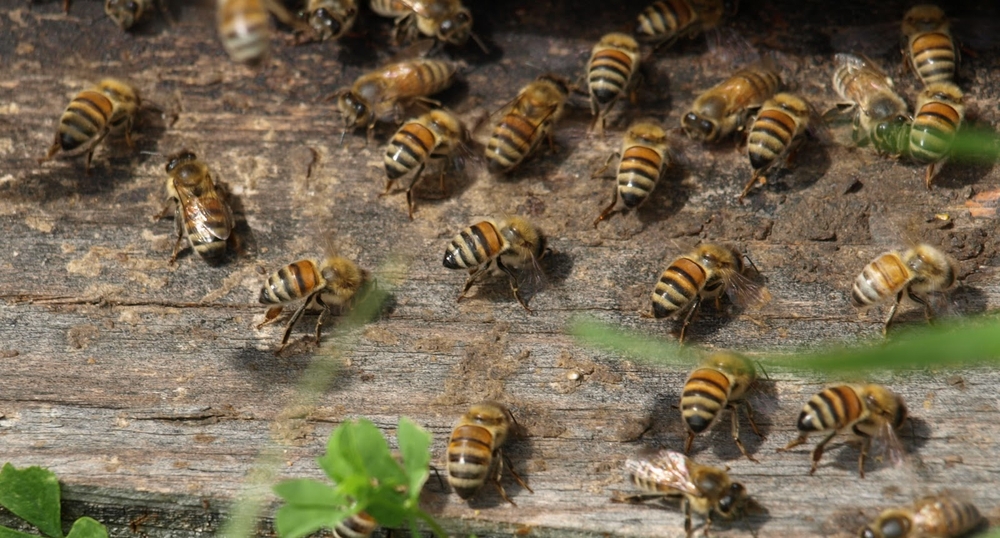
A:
[300,0,358,41]
[383,108,470,219]
[156,151,235,264]
[910,81,965,189]
[681,63,781,143]
[634,0,726,50]
[38,78,141,174]
[447,402,532,505]
[485,74,570,173]
[587,32,641,136]
[257,252,371,352]
[442,216,547,312]
[335,58,458,142]
[779,384,907,478]
[860,495,984,538]
[593,120,671,227]
[850,243,957,335]
[681,351,761,462]
[651,243,771,343]
[901,4,957,86]
[620,450,748,538]
[369,0,485,52]
[104,0,154,29]
[217,0,305,66]
[831,53,910,147]
[741,92,813,200]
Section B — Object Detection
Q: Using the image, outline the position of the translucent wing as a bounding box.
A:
[398,0,456,19]
[177,183,234,241]
[625,450,700,497]
[870,419,906,469]
[724,269,772,310]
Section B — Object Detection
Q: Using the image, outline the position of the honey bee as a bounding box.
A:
[681,351,761,462]
[104,0,152,29]
[831,53,910,147]
[369,0,484,51]
[634,0,725,50]
[217,0,304,66]
[622,450,748,538]
[38,78,140,174]
[383,108,469,219]
[778,384,907,478]
[901,4,957,86]
[850,243,957,334]
[681,63,782,143]
[870,115,912,159]
[593,120,671,227]
[332,511,377,538]
[446,402,532,505]
[587,32,641,136]
[910,81,965,189]
[651,243,770,343]
[301,0,358,41]
[860,495,984,538]
[485,74,570,173]
[156,151,235,264]
[442,216,548,312]
[258,253,371,351]
[741,92,812,200]
[336,58,458,141]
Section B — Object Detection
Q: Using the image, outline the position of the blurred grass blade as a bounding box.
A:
[569,317,687,366]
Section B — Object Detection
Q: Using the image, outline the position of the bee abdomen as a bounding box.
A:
[589,49,634,105]
[636,0,694,40]
[798,385,862,432]
[443,222,503,270]
[332,512,377,538]
[618,146,662,208]
[447,424,494,498]
[219,0,270,65]
[651,257,706,318]
[259,260,322,304]
[932,498,984,536]
[416,60,458,95]
[747,110,795,171]
[58,90,114,152]
[909,102,960,164]
[385,122,435,180]
[851,254,909,308]
[681,367,732,433]
[911,32,956,84]
[486,114,537,172]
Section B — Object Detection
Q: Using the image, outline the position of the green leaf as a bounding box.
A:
[396,417,431,502]
[64,518,106,538]
[272,479,345,507]
[274,504,353,538]
[363,495,408,528]
[0,464,64,538]
[319,420,403,490]
[0,525,41,538]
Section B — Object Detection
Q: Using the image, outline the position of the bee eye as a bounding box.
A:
[456,11,469,23]
[859,528,876,538]
[439,19,454,33]
[126,1,138,11]
[880,519,907,538]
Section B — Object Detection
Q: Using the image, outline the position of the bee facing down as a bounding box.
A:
[681,351,762,462]
[301,0,358,41]
[634,0,725,50]
[587,32,641,136]
[105,0,153,29]
[217,0,306,66]
[741,92,813,200]
[369,0,485,52]
[446,401,532,505]
[157,151,235,264]
[860,495,984,538]
[910,81,965,189]
[593,120,672,227]
[901,4,957,86]
[485,74,570,173]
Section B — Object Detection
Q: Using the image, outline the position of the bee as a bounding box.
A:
[909,81,965,189]
[369,0,484,51]
[741,92,812,200]
[860,495,984,538]
[301,0,358,41]
[681,351,761,462]
[870,115,912,159]
[901,4,957,86]
[336,58,458,141]
[778,384,907,478]
[622,450,748,538]
[831,53,910,147]
[485,74,570,173]
[332,511,377,538]
[681,63,782,143]
[634,0,725,50]
[850,243,957,334]
[593,120,671,227]
[157,151,235,264]
[651,243,770,343]
[587,32,641,136]
[217,0,304,66]
[446,401,532,505]
[258,253,371,352]
[442,216,547,312]
[38,78,141,174]
[104,0,152,29]
[383,108,469,219]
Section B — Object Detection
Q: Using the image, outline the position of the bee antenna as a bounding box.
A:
[470,31,489,55]
[139,151,162,156]
[755,360,770,381]
[742,253,762,275]
[339,128,347,146]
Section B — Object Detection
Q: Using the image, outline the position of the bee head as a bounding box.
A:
[860,512,911,538]
[338,91,371,128]
[716,482,747,518]
[311,7,353,40]
[165,150,198,173]
[105,0,141,29]
[682,112,718,142]
[438,9,473,45]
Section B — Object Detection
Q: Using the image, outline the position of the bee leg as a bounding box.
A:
[807,431,838,475]
[458,263,491,302]
[703,510,713,537]
[743,400,763,438]
[683,430,695,454]
[683,497,693,538]
[168,214,186,264]
[262,0,309,32]
[312,302,331,347]
[153,200,174,221]
[278,296,315,352]
[907,289,934,324]
[777,434,807,452]
[677,296,702,344]
[491,450,516,506]
[729,403,759,462]
[124,118,135,150]
[925,160,944,190]
[404,163,427,220]
[39,139,61,165]
[255,306,284,330]
[594,180,620,229]
[501,451,533,493]
[62,0,69,12]
[496,257,533,313]
[883,290,905,335]
[84,148,95,175]
[739,171,763,201]
[858,436,871,479]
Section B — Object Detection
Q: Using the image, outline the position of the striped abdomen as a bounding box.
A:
[443,221,504,270]
[651,257,707,318]
[218,0,270,65]
[618,144,664,208]
[914,497,983,536]
[851,253,910,308]
[588,39,638,108]
[909,32,956,85]
[747,95,806,172]
[796,385,863,434]
[446,423,495,499]
[486,111,547,172]
[389,60,457,99]
[681,367,732,434]
[332,511,376,538]
[369,0,409,17]
[385,120,435,179]
[259,260,324,304]
[57,90,113,154]
[635,0,695,42]
[909,100,961,164]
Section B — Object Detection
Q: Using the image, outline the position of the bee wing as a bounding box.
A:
[724,269,772,310]
[396,0,450,19]
[178,187,234,241]
[625,450,700,497]
[870,419,906,469]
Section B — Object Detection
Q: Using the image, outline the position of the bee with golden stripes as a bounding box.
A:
[741,92,813,200]
[217,0,305,66]
[485,74,570,173]
[447,402,532,505]
[104,0,153,29]
[778,384,907,478]
[587,32,641,136]
[593,120,671,228]
[634,0,725,50]
[383,109,469,219]
[910,81,965,189]
[369,0,484,51]
[332,511,377,538]
[442,216,548,312]
[156,151,234,264]
[860,495,984,538]
[850,243,957,335]
[38,78,140,174]
[831,53,910,147]
[621,450,748,538]
[680,351,761,462]
[300,0,358,41]
[257,252,371,352]
[681,62,781,143]
[336,58,458,142]
[651,243,770,343]
[901,4,957,86]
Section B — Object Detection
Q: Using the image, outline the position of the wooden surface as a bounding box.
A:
[2,0,1000,536]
